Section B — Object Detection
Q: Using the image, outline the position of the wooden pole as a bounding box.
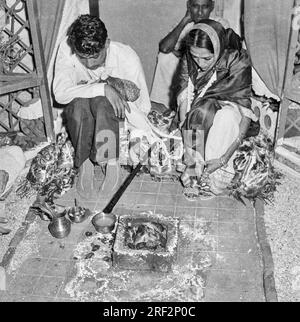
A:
[89,0,100,17]
[25,0,55,142]
[275,6,296,147]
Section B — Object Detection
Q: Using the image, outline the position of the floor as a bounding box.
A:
[0,169,265,302]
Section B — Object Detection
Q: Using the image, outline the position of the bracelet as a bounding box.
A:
[235,136,243,146]
[220,156,228,168]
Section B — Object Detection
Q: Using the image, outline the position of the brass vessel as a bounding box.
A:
[32,199,71,239]
[48,211,71,239]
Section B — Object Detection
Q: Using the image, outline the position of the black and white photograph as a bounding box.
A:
[0,0,299,304]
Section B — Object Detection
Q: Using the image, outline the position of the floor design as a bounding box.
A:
[0,172,265,302]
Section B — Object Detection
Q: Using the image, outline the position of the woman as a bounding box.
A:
[177,19,259,199]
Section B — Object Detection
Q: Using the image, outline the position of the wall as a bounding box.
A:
[100,0,241,90]
[223,0,242,36]
[100,0,185,90]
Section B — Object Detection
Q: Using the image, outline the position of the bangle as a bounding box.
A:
[235,136,243,145]
[220,156,228,168]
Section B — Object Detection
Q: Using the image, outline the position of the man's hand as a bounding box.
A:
[205,159,222,175]
[159,7,192,53]
[104,84,131,119]
[183,8,192,24]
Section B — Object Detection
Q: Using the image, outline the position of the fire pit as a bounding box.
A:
[113,212,179,272]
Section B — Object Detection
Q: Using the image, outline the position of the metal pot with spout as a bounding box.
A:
[48,210,71,239]
[32,200,71,239]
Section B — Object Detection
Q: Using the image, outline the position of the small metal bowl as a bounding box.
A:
[92,212,117,234]
[67,207,91,224]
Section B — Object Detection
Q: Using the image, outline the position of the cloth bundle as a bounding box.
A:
[105,76,140,102]
[228,133,280,203]
[124,109,184,182]
[183,132,280,202]
[147,110,175,134]
[17,132,76,203]
[147,110,183,181]
[148,129,183,182]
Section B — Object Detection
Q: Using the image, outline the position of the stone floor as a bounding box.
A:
[0,171,265,302]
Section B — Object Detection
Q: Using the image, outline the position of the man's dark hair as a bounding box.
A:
[188,0,214,6]
[67,14,108,57]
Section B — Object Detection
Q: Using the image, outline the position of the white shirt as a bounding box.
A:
[53,38,151,114]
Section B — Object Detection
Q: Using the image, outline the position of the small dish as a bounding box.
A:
[67,206,91,224]
[92,212,117,234]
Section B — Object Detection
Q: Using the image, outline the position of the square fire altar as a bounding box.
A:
[113,212,180,272]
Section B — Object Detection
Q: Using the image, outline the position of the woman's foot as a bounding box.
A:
[183,186,200,201]
[180,163,205,187]
[182,172,216,201]
[183,184,216,201]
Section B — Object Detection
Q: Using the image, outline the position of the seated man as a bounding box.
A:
[150,0,230,110]
[53,14,151,198]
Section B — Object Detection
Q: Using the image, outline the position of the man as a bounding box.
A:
[53,14,152,198]
[150,0,230,109]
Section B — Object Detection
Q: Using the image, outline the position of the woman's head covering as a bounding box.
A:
[189,19,227,63]
[187,19,242,66]
[180,19,252,112]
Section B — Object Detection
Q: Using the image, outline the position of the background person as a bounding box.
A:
[150,0,230,110]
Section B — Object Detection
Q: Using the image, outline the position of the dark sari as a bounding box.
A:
[178,19,253,133]
[175,20,275,202]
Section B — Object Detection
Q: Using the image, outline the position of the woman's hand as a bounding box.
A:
[104,84,131,119]
[205,159,222,174]
[178,99,188,125]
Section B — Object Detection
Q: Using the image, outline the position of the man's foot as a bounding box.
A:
[99,159,123,198]
[76,159,99,200]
